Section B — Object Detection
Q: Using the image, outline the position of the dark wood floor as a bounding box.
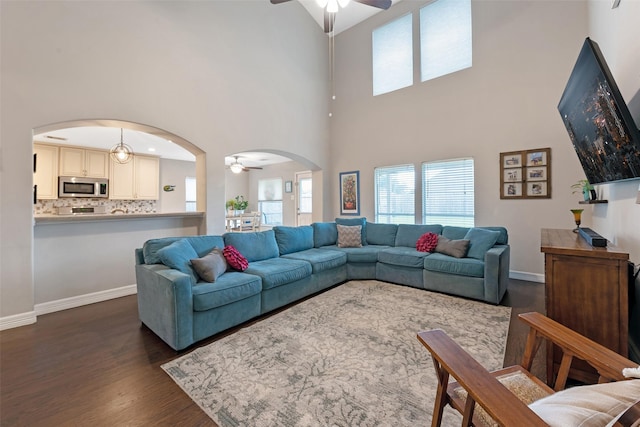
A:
[0,279,544,426]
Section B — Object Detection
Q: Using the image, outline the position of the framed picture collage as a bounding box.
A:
[500,148,551,199]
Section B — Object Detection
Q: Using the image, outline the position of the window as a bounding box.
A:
[420,0,472,82]
[258,178,283,226]
[422,158,474,227]
[185,177,196,212]
[298,178,312,214]
[375,164,415,224]
[372,0,472,94]
[372,14,413,96]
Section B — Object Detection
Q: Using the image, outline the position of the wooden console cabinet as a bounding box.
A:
[541,228,629,384]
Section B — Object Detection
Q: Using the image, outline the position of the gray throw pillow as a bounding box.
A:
[191,248,227,283]
[337,224,363,248]
[435,236,470,258]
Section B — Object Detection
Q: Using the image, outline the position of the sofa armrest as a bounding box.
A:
[135,264,194,350]
[483,244,510,304]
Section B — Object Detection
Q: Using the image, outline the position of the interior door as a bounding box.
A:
[296,171,312,226]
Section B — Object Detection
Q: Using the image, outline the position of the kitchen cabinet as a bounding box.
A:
[33,143,59,199]
[540,228,629,384]
[59,147,109,178]
[109,155,159,200]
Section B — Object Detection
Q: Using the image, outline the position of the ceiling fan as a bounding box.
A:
[270,0,392,33]
[227,156,263,174]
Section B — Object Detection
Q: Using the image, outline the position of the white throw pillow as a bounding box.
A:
[528,379,640,427]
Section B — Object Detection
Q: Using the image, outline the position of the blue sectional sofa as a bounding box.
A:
[135,220,510,350]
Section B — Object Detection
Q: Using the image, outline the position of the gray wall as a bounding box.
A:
[331,0,639,279]
[159,158,196,213]
[0,0,330,322]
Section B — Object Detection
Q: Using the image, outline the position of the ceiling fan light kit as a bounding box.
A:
[230,162,244,174]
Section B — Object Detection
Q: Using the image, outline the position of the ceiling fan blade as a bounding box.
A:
[270,0,293,4]
[353,0,392,10]
[244,166,263,170]
[324,10,335,33]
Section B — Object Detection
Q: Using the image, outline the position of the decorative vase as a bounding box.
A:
[235,209,244,216]
[582,189,590,201]
[590,189,597,201]
[570,209,583,233]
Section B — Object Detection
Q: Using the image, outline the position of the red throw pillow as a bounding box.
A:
[416,232,439,252]
[223,245,249,271]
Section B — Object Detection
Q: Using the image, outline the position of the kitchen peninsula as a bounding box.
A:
[33,211,205,316]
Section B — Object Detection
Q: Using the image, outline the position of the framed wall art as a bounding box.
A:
[339,171,360,215]
[285,181,293,193]
[500,148,551,199]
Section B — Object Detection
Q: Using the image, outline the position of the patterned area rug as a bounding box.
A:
[162,280,512,426]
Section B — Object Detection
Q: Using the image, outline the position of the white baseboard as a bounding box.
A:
[0,285,137,331]
[35,284,137,316]
[510,270,544,283]
[0,311,37,331]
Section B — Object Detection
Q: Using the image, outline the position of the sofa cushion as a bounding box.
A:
[528,379,640,427]
[378,247,431,268]
[223,230,279,262]
[443,226,508,245]
[281,248,347,273]
[191,248,227,282]
[312,222,338,248]
[464,228,501,260]
[156,239,199,285]
[273,225,314,255]
[435,236,469,258]
[223,245,249,271]
[326,245,388,263]
[336,217,367,246]
[142,236,226,264]
[337,224,363,248]
[395,224,443,248]
[423,253,484,277]
[244,258,312,290]
[366,222,398,246]
[192,271,262,311]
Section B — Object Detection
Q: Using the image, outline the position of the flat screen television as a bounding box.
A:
[558,37,640,185]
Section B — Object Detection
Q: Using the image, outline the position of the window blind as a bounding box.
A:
[372,14,413,96]
[420,0,472,82]
[422,158,474,227]
[375,164,415,224]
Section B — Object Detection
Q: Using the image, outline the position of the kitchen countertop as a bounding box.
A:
[34,211,205,224]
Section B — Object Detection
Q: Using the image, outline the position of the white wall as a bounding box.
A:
[331,0,637,278]
[586,0,640,263]
[0,1,330,321]
[159,158,196,213]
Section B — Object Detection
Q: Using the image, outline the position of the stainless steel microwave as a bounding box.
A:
[58,176,109,198]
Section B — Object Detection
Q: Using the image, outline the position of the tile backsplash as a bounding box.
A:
[34,199,157,215]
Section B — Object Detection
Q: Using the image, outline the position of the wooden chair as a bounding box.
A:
[232,212,259,232]
[417,312,637,427]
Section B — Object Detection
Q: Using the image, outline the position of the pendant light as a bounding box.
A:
[110,128,134,164]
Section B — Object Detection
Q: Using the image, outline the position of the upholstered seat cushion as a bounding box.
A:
[528,379,640,427]
[378,247,431,268]
[281,248,347,273]
[423,253,485,277]
[244,258,312,290]
[325,245,389,263]
[192,272,262,311]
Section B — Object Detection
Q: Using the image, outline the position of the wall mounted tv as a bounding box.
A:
[558,37,640,185]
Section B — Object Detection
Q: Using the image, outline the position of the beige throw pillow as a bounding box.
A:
[191,248,227,283]
[337,224,363,248]
[435,236,470,258]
